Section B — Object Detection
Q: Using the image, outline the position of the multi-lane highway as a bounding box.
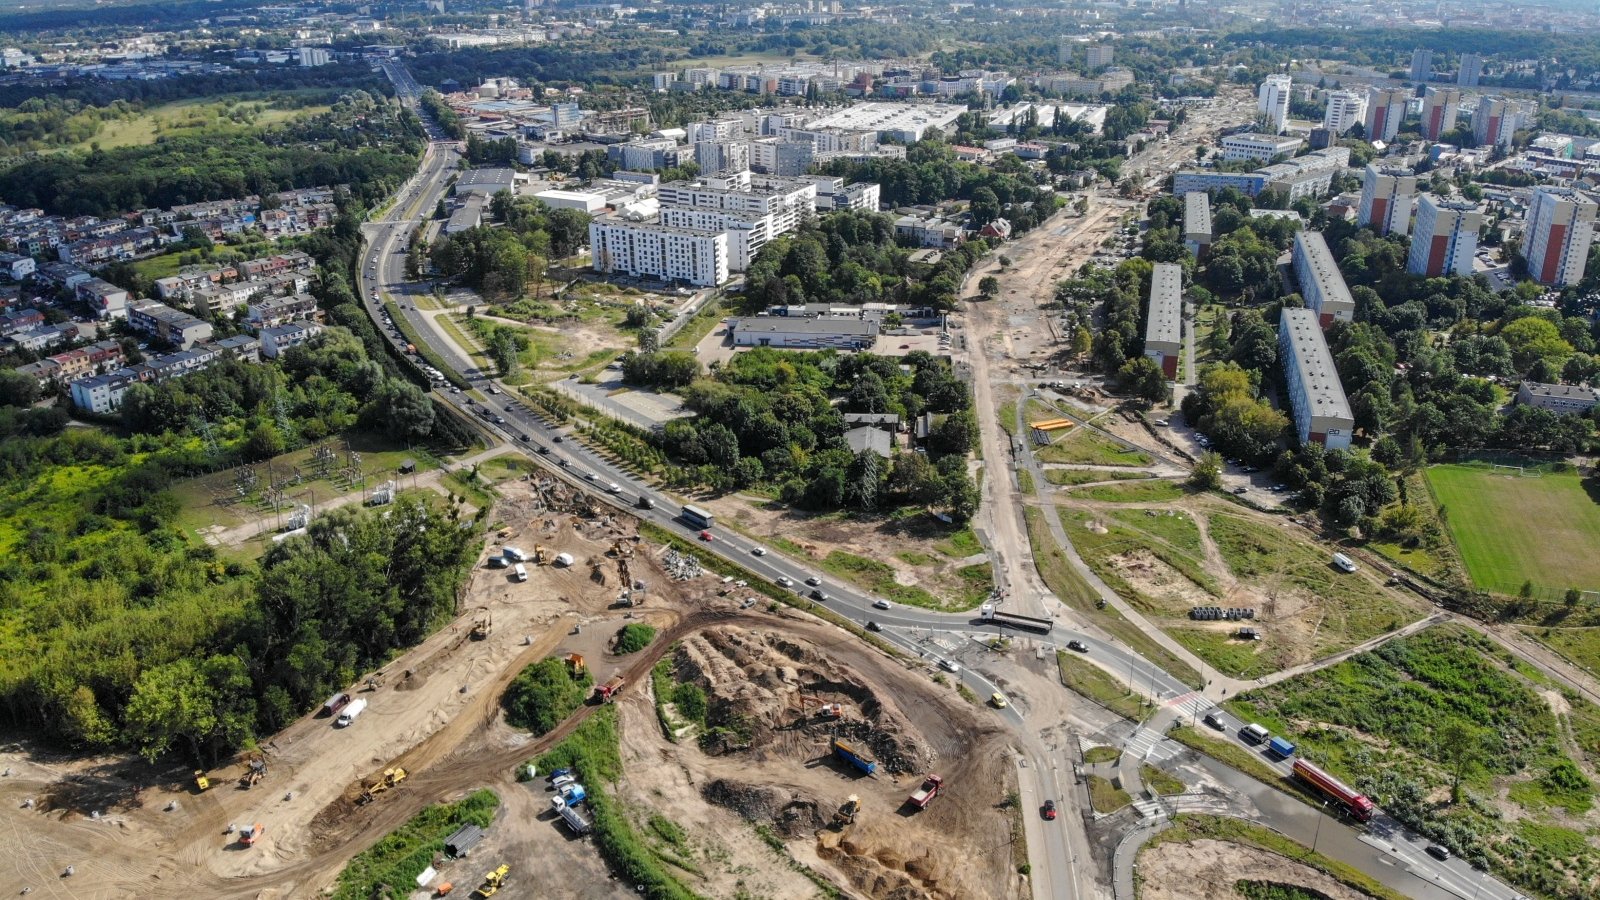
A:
[358,65,1522,900]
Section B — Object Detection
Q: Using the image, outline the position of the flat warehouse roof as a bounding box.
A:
[1145,263,1183,346]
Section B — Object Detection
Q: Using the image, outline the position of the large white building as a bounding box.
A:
[1144,263,1183,380]
[1523,187,1598,287]
[1322,90,1367,134]
[1420,87,1460,142]
[1410,48,1433,83]
[729,315,879,349]
[1219,133,1302,163]
[1358,165,1416,236]
[1292,231,1356,327]
[1363,88,1409,143]
[1458,54,1483,87]
[800,102,966,143]
[1279,307,1354,451]
[588,219,729,287]
[1408,195,1482,277]
[1257,75,1293,134]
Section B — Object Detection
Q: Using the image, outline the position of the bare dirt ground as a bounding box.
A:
[1137,838,1371,900]
[624,625,1022,900]
[0,469,1017,900]
[698,496,991,609]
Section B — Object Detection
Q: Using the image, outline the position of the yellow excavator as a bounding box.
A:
[356,767,407,805]
[472,864,510,898]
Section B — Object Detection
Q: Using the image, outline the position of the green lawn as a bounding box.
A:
[1035,428,1151,467]
[1072,479,1186,503]
[1425,464,1600,596]
[89,94,331,151]
[1044,468,1152,486]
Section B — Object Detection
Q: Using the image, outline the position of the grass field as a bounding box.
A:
[87,94,331,151]
[1425,464,1600,595]
[1044,468,1151,486]
[1035,428,1151,467]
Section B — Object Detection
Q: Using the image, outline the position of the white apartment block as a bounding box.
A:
[1257,75,1292,134]
[1364,88,1409,143]
[1408,195,1482,277]
[1085,44,1114,70]
[657,207,776,271]
[1358,165,1416,236]
[1292,231,1356,327]
[1144,263,1183,380]
[589,219,729,287]
[1472,97,1529,151]
[1323,91,1367,134]
[658,175,817,235]
[1524,187,1598,287]
[1219,133,1302,163]
[1279,307,1354,451]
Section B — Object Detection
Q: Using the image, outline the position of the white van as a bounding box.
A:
[336,698,368,727]
[1241,723,1270,745]
[1332,553,1358,573]
[514,563,528,582]
[503,546,527,562]
[554,552,574,567]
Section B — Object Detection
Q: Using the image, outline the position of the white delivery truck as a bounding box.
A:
[503,546,528,562]
[336,698,368,727]
[514,563,529,582]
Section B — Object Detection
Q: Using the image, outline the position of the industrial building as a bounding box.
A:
[1144,263,1183,380]
[1278,307,1354,451]
[1292,231,1356,326]
[728,315,879,350]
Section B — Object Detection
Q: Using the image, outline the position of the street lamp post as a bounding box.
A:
[1310,800,1328,856]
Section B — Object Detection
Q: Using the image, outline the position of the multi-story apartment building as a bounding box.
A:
[1363,88,1409,142]
[127,302,214,350]
[1292,231,1356,326]
[1279,307,1354,451]
[1257,75,1292,134]
[588,219,729,286]
[1458,53,1482,87]
[1085,44,1114,70]
[1523,187,1598,286]
[1144,263,1183,379]
[1183,191,1212,258]
[1472,97,1530,151]
[1421,87,1460,141]
[1219,133,1302,163]
[1410,48,1433,83]
[1408,196,1482,277]
[1358,165,1416,236]
[1322,90,1367,134]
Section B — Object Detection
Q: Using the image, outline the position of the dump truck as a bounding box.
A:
[907,774,944,810]
[239,822,265,846]
[979,602,1054,635]
[831,737,877,775]
[595,674,625,702]
[357,767,408,805]
[1292,758,1375,822]
[472,864,510,898]
[194,770,210,792]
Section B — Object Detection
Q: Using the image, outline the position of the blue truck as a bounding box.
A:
[1267,736,1296,759]
[831,737,877,775]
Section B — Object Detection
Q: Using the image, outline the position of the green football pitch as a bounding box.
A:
[1425,464,1600,596]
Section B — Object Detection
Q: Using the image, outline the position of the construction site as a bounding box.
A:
[0,464,1024,900]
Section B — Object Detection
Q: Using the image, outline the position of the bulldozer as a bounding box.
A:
[194,770,211,792]
[238,755,267,789]
[470,608,492,641]
[472,864,510,898]
[532,545,548,565]
[356,767,407,805]
[832,795,860,828]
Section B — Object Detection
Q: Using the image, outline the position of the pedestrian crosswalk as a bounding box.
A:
[1122,726,1181,763]
[1133,798,1167,819]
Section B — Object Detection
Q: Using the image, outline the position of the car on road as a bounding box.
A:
[990,692,1008,708]
[699,530,714,542]
[872,600,891,610]
[775,576,793,588]
[606,483,621,494]
[584,472,597,481]
[1203,712,1226,730]
[552,435,564,443]
[938,658,960,673]
[751,546,766,556]
[516,433,530,442]
[1066,640,1089,653]
[487,387,499,394]
[810,590,832,602]
[1426,845,1451,861]
[865,620,881,632]
[805,576,822,586]
[494,416,506,424]
[1042,800,1057,820]
[1232,486,1248,495]
[1154,418,1169,426]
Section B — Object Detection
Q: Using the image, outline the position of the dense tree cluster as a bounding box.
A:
[429,192,589,297]
[1181,362,1289,462]
[819,136,1061,226]
[0,91,423,216]
[640,348,978,520]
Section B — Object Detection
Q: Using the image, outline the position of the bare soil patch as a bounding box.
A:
[1138,839,1373,900]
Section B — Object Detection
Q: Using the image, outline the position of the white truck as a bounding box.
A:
[514,563,529,582]
[554,552,575,567]
[336,698,368,727]
[503,546,528,562]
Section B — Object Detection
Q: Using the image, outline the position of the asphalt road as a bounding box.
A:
[360,63,1522,900]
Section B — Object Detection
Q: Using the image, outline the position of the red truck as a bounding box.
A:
[1292,759,1375,822]
[595,675,626,703]
[907,775,944,810]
